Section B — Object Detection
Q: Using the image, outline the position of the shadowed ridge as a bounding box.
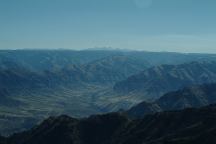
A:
[110,104,216,144]
[6,113,129,144]
[127,83,216,118]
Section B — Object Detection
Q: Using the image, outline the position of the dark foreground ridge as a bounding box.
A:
[1,104,216,144]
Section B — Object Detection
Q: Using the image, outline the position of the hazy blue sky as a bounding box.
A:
[0,0,216,53]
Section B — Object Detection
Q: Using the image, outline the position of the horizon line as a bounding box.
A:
[0,48,216,55]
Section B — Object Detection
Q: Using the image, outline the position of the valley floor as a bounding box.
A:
[0,83,143,136]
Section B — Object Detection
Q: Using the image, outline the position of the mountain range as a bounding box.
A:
[1,49,216,135]
[1,50,216,71]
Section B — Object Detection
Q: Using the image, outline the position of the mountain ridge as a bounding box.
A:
[114,61,216,100]
[127,83,216,118]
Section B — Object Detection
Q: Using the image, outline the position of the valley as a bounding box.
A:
[1,50,216,136]
[1,1,216,143]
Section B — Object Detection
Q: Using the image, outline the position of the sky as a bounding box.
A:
[0,0,216,53]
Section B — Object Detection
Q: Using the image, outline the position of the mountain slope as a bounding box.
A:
[2,105,216,144]
[127,83,216,118]
[114,61,216,100]
[83,55,149,83]
[0,54,149,86]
